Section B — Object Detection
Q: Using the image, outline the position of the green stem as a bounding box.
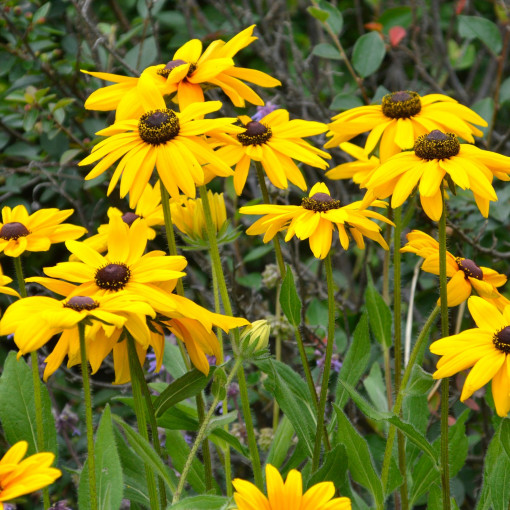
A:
[380,306,440,495]
[13,257,50,510]
[273,284,282,430]
[438,187,451,510]
[382,220,393,412]
[126,334,160,510]
[78,322,98,510]
[126,332,171,504]
[173,357,242,503]
[312,252,335,470]
[198,184,263,490]
[160,184,214,490]
[393,207,409,510]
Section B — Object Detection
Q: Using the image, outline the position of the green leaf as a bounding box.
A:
[330,93,364,111]
[378,7,412,32]
[500,419,510,460]
[23,109,38,132]
[364,280,392,348]
[243,244,273,262]
[352,32,386,78]
[114,415,176,494]
[336,312,371,408]
[499,77,510,105]
[307,6,329,23]
[236,273,262,290]
[163,342,187,379]
[308,444,348,488]
[59,148,81,165]
[266,416,295,469]
[458,15,503,56]
[0,352,57,456]
[167,495,230,509]
[333,405,384,506]
[79,405,124,510]
[363,363,388,412]
[154,368,215,417]
[472,97,494,138]
[311,43,342,60]
[33,2,51,23]
[317,1,344,33]
[404,365,434,397]
[52,97,75,111]
[211,366,226,401]
[280,265,302,327]
[257,359,316,457]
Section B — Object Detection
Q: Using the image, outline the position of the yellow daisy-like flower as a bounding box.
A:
[401,230,508,307]
[233,463,351,510]
[79,94,240,206]
[363,130,510,221]
[0,265,19,298]
[0,205,86,257]
[239,182,391,259]
[325,142,380,185]
[325,90,487,162]
[212,109,331,195]
[0,441,61,508]
[27,215,187,314]
[170,189,227,241]
[83,25,281,118]
[430,296,510,417]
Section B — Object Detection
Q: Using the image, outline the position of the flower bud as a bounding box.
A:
[240,320,271,356]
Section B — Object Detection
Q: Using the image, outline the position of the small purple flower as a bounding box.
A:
[55,404,81,437]
[251,101,279,122]
[315,351,342,373]
[147,351,158,373]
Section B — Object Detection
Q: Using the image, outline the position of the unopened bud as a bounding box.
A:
[240,320,271,356]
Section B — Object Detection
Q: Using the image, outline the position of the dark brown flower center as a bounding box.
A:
[0,222,30,240]
[157,59,196,78]
[64,296,98,311]
[237,121,272,146]
[138,108,180,145]
[494,326,510,354]
[95,263,131,290]
[302,192,341,212]
[121,212,140,226]
[381,90,422,119]
[414,130,460,160]
[455,257,483,280]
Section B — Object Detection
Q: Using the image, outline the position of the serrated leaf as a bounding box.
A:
[333,404,384,506]
[364,280,392,348]
[352,32,386,78]
[0,352,57,456]
[280,265,301,326]
[307,6,329,23]
[79,405,124,510]
[312,43,342,60]
[404,365,434,396]
[154,368,215,417]
[458,15,502,56]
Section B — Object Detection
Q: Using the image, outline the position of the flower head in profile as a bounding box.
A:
[79,95,239,206]
[401,230,508,308]
[83,25,281,118]
[430,296,510,417]
[363,130,510,221]
[0,441,61,507]
[0,205,86,257]
[325,91,487,161]
[240,183,391,259]
[233,463,351,510]
[211,109,331,195]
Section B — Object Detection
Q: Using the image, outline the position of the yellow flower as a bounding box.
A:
[363,130,510,221]
[73,181,165,257]
[0,205,86,257]
[325,142,380,185]
[211,109,331,195]
[233,464,351,510]
[240,182,391,259]
[26,215,187,314]
[0,265,19,298]
[325,91,487,161]
[430,296,510,417]
[83,26,281,117]
[170,190,227,241]
[0,441,61,507]
[79,95,239,206]
[401,230,508,307]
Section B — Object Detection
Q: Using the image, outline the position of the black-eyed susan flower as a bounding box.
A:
[0,205,86,257]
[325,91,487,161]
[79,94,240,206]
[401,230,508,308]
[233,463,351,510]
[170,189,227,241]
[363,130,510,221]
[0,265,19,298]
[239,182,391,259]
[27,215,187,313]
[0,441,61,507]
[83,25,281,117]
[211,109,331,195]
[430,296,510,417]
